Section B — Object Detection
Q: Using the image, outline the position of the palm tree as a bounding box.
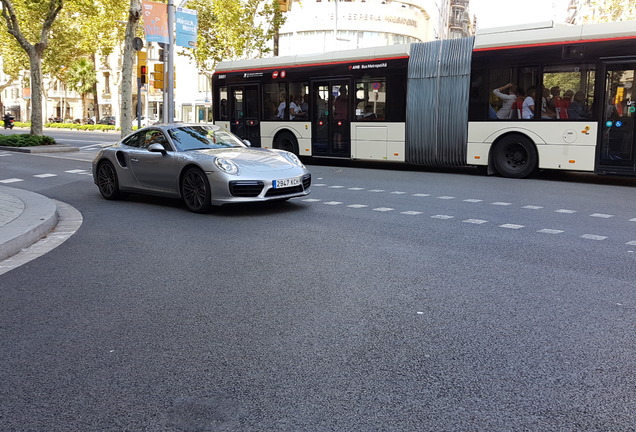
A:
[66,58,97,122]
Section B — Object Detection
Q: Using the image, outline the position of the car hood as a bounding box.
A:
[191,147,297,172]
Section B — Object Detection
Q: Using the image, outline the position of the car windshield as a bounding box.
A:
[168,126,247,151]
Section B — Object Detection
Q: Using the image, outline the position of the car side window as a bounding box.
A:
[121,131,145,148]
[144,129,171,150]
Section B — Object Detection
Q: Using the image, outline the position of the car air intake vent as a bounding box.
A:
[302,174,311,189]
[265,185,304,197]
[229,181,264,197]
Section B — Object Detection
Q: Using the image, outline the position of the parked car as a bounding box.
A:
[97,116,115,126]
[92,124,311,213]
[132,116,157,128]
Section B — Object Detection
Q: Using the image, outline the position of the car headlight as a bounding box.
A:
[214,157,239,175]
[282,152,305,168]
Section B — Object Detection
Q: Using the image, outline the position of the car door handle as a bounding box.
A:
[130,158,139,162]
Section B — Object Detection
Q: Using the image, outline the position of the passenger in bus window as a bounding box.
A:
[301,94,309,114]
[333,86,348,150]
[360,104,377,120]
[547,86,568,119]
[290,96,304,120]
[277,93,287,119]
[492,83,518,119]
[568,91,592,120]
[220,99,228,120]
[541,87,556,119]
[563,89,574,109]
[264,97,277,120]
[522,87,536,119]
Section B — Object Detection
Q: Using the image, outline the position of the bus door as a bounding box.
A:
[312,80,351,157]
[229,85,261,147]
[598,61,636,173]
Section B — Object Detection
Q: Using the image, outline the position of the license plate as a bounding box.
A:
[273,177,301,189]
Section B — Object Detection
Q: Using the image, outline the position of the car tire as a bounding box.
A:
[274,131,299,155]
[181,167,212,213]
[96,160,122,199]
[493,134,538,179]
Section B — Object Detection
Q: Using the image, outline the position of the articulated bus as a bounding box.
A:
[212,20,636,178]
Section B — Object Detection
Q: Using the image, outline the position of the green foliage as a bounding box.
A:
[44,122,117,131]
[0,133,56,147]
[186,0,283,73]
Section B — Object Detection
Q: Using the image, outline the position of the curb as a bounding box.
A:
[0,186,58,261]
[0,144,79,153]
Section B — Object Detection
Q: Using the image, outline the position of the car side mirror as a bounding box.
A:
[148,143,167,154]
[243,140,251,147]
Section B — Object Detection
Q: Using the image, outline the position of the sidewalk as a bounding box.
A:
[0,185,58,262]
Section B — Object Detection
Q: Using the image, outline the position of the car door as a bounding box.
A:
[128,129,179,193]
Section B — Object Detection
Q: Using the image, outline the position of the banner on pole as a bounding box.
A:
[176,7,198,48]
[142,1,169,44]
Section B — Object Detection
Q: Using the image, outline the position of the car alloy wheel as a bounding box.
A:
[181,167,212,213]
[97,161,121,199]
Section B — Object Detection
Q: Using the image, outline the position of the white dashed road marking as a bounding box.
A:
[523,205,543,210]
[431,215,454,220]
[34,174,57,178]
[373,207,394,212]
[464,219,488,224]
[538,229,564,234]
[492,202,512,206]
[581,234,607,241]
[0,178,23,184]
[401,211,423,215]
[627,241,636,246]
[391,191,407,195]
[464,199,482,203]
[323,201,342,205]
[302,198,321,202]
[590,213,614,218]
[438,196,455,200]
[347,204,368,208]
[65,169,88,174]
[348,187,364,191]
[412,193,430,197]
[556,209,577,214]
[499,224,524,229]
[369,189,385,193]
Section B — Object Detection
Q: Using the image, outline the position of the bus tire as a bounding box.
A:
[493,134,537,179]
[274,131,299,155]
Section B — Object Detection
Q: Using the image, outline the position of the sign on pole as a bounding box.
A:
[142,1,169,44]
[176,8,197,49]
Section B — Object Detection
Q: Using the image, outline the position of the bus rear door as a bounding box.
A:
[229,85,261,147]
[598,60,636,174]
[312,80,351,157]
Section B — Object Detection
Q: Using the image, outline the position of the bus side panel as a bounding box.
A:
[468,121,598,172]
[260,122,313,156]
[352,122,406,162]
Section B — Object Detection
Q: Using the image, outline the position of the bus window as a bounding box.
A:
[487,67,538,120]
[218,87,228,120]
[289,82,309,120]
[355,78,386,121]
[542,65,595,120]
[264,83,287,120]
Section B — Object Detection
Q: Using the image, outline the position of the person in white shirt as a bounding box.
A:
[522,87,536,120]
[492,83,518,119]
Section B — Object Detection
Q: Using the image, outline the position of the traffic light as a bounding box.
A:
[152,63,164,90]
[136,51,147,85]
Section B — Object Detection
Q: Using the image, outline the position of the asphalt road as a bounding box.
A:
[1,142,636,431]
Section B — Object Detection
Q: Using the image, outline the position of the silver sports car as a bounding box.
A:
[92,124,311,212]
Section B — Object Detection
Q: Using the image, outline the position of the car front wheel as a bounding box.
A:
[97,160,122,199]
[181,167,212,213]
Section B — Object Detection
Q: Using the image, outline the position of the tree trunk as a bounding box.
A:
[28,51,43,136]
[120,0,141,138]
[91,53,99,121]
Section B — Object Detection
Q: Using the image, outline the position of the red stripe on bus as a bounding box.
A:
[216,55,409,74]
[474,35,636,52]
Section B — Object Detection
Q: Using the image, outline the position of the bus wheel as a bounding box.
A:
[274,132,299,155]
[493,135,537,179]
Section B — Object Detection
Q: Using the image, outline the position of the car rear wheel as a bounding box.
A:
[97,160,122,199]
[181,167,212,213]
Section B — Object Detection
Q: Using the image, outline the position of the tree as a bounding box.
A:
[585,0,636,22]
[66,58,97,121]
[0,0,63,135]
[186,0,284,74]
